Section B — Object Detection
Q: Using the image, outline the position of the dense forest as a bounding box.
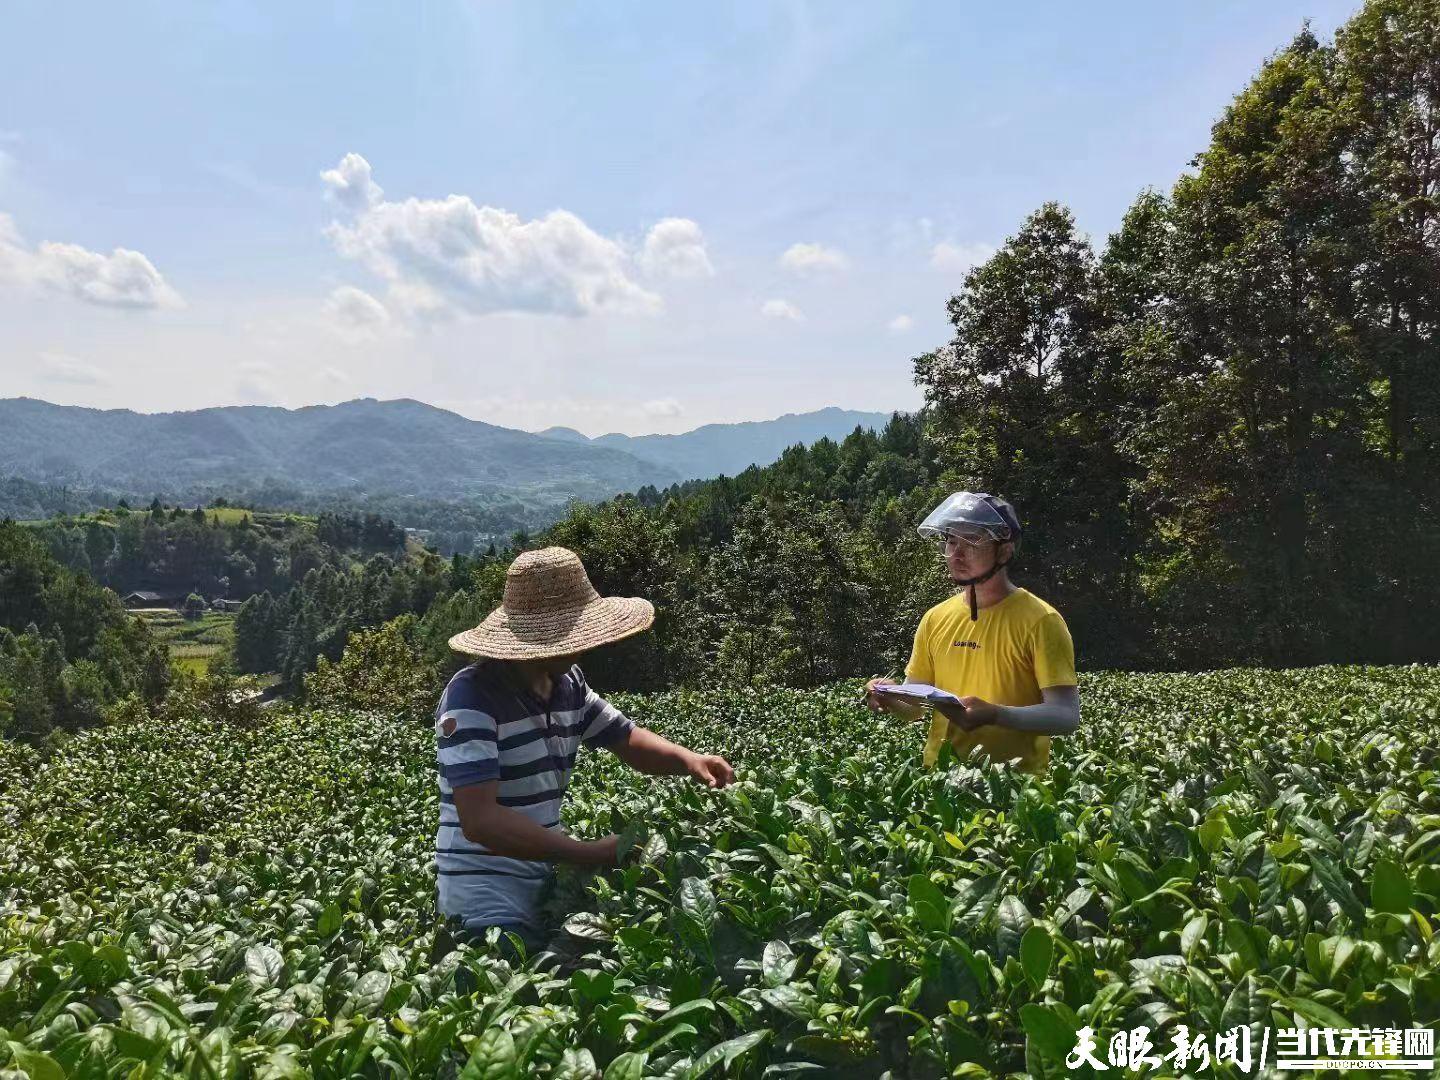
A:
[0,477,543,557]
[0,506,431,740]
[231,550,454,692]
[26,504,407,601]
[0,522,171,741]
[396,2,1440,688]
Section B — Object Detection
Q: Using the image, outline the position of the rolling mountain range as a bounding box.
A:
[0,398,894,508]
[536,406,891,482]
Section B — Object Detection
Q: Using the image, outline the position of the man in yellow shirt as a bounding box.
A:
[866,492,1079,774]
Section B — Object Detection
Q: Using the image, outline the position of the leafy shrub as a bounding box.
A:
[4,665,1440,1076]
[305,614,443,724]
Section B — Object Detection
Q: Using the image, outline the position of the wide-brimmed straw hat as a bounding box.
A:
[447,546,655,660]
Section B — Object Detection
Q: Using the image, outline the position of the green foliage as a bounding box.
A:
[902,0,1440,669]
[3,666,1440,1075]
[515,416,946,693]
[306,616,443,725]
[0,522,169,742]
[232,550,452,692]
[27,505,411,610]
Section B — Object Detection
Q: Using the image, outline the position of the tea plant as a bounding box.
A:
[3,665,1440,1077]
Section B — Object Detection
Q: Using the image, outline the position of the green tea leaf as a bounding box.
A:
[996,895,1032,961]
[1020,1003,1076,1062]
[908,873,949,932]
[1312,854,1366,924]
[1371,858,1413,914]
[603,1052,648,1080]
[679,877,717,927]
[1019,925,1053,989]
[762,940,797,989]
[460,1027,517,1080]
[244,944,283,988]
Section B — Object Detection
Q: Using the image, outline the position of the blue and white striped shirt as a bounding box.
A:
[433,661,633,931]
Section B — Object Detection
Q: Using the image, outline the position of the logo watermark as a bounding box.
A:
[1066,1024,1435,1073]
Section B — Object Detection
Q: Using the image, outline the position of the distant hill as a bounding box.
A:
[538,407,895,481]
[534,426,591,444]
[0,397,679,505]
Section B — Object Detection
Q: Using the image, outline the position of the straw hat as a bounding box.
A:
[447,546,655,660]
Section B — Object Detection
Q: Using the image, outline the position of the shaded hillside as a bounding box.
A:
[539,407,893,480]
[0,397,679,503]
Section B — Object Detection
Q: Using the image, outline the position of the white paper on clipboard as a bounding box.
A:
[873,682,964,708]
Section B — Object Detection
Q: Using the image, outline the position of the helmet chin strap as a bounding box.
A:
[954,557,1010,620]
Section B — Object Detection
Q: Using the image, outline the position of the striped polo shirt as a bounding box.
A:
[433,661,633,931]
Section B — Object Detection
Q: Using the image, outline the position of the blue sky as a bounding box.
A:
[1,1,1360,435]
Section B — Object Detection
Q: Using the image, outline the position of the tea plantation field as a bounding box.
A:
[4,666,1440,1078]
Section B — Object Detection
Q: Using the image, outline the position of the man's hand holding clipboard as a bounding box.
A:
[871,681,990,730]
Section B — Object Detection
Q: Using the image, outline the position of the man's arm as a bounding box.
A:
[941,684,1080,736]
[453,782,618,865]
[611,725,736,788]
[868,611,936,723]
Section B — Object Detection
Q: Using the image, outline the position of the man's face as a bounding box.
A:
[539,653,579,678]
[942,529,1008,580]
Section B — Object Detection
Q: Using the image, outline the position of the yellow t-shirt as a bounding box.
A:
[905,587,1076,774]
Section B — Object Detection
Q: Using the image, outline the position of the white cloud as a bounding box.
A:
[639,218,713,280]
[0,212,183,310]
[322,152,662,319]
[386,280,449,322]
[761,298,805,322]
[38,351,108,385]
[320,365,350,386]
[324,285,391,341]
[642,397,683,418]
[780,242,848,274]
[930,241,995,274]
[320,152,382,212]
[888,314,913,333]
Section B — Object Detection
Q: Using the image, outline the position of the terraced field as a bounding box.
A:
[135,609,236,676]
[3,666,1439,1077]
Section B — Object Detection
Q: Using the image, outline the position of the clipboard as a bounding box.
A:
[873,682,965,710]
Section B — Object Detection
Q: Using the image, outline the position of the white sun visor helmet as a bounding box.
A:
[917,491,1017,544]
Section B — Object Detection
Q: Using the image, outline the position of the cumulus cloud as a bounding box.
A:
[761,298,804,322]
[322,153,662,319]
[324,285,391,341]
[642,397,683,419]
[780,242,848,274]
[0,212,183,310]
[639,218,713,280]
[38,351,108,385]
[321,152,383,211]
[888,314,913,333]
[930,241,995,274]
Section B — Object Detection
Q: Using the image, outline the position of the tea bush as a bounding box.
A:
[3,666,1440,1077]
